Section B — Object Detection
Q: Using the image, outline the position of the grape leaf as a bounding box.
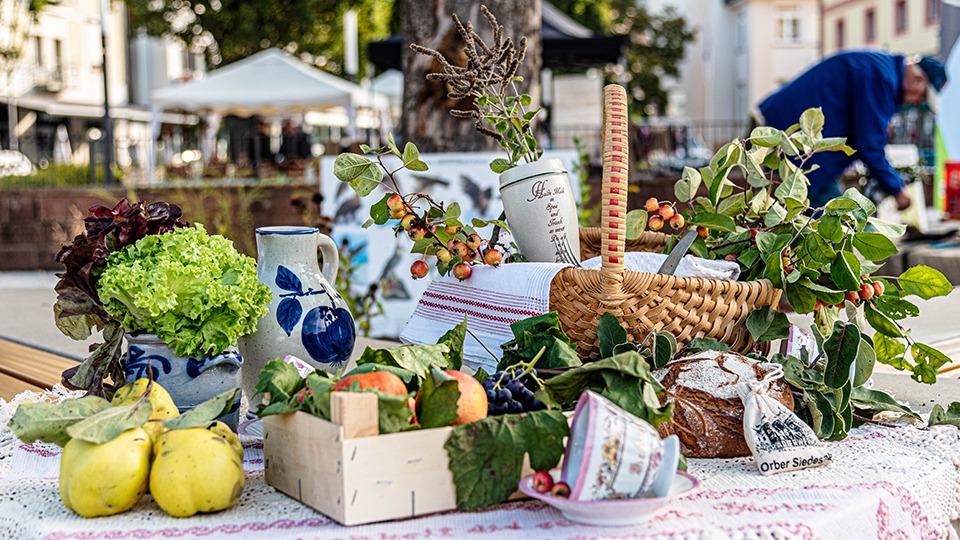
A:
[445,410,568,510]
[9,397,110,448]
[357,343,453,380]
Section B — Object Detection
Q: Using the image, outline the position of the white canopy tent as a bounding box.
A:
[152,48,387,115]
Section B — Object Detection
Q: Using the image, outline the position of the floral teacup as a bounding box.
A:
[560,390,679,501]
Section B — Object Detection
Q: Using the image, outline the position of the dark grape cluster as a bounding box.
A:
[482,369,546,416]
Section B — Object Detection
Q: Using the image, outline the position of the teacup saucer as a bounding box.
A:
[518,468,699,527]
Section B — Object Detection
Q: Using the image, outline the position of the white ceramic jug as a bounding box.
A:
[238,226,356,412]
[499,159,581,264]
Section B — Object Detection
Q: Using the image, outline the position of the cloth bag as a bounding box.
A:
[736,365,832,475]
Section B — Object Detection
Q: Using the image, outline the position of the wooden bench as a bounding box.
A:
[0,337,77,400]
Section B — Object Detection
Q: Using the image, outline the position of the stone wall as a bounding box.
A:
[0,184,325,270]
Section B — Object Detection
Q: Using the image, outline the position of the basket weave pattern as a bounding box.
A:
[548,85,782,359]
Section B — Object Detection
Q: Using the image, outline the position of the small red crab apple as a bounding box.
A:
[872,281,885,296]
[669,214,685,230]
[531,471,554,494]
[549,481,571,498]
[483,248,503,267]
[452,262,472,281]
[845,291,859,304]
[387,194,405,219]
[436,248,453,263]
[408,227,427,242]
[697,226,709,238]
[400,214,417,230]
[445,224,461,235]
[465,233,482,250]
[645,197,660,212]
[648,215,665,231]
[410,260,429,279]
[658,205,676,220]
[859,283,875,301]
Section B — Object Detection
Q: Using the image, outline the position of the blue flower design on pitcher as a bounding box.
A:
[274,265,355,367]
[125,346,173,381]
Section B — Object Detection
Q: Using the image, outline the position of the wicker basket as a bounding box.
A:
[549,84,782,360]
[579,229,667,260]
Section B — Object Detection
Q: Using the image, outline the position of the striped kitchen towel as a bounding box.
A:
[399,262,570,373]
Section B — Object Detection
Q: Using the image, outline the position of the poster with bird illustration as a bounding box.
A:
[320,150,578,339]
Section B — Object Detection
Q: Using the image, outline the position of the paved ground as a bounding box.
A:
[0,270,957,413]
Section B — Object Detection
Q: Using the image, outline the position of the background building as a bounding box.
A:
[823,0,941,56]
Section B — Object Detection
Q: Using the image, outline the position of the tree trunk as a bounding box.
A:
[400,0,541,153]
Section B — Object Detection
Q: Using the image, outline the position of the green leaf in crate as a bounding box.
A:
[852,232,898,261]
[445,410,568,510]
[597,313,627,359]
[357,343,453,380]
[625,210,648,240]
[67,400,153,445]
[830,251,861,292]
[254,358,306,404]
[746,306,791,343]
[9,396,110,448]
[822,321,860,389]
[416,368,461,429]
[162,388,238,430]
[342,363,418,386]
[898,266,953,300]
[437,318,467,371]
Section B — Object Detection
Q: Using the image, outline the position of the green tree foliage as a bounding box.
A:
[124,0,393,73]
[548,0,694,117]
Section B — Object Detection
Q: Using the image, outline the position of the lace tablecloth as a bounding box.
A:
[1,388,959,540]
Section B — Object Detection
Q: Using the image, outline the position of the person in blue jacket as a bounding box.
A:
[757,50,946,210]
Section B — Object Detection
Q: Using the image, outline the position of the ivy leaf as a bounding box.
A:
[867,217,907,239]
[818,215,843,242]
[864,303,903,338]
[746,306,791,342]
[445,410,568,510]
[928,402,960,428]
[823,322,860,388]
[830,251,861,292]
[9,397,110,448]
[852,232,898,261]
[804,233,836,263]
[162,388,238,430]
[898,266,953,299]
[597,313,627,359]
[750,126,780,147]
[874,296,919,320]
[910,343,951,384]
[416,368,461,429]
[675,166,701,202]
[689,212,737,233]
[799,107,825,138]
[369,193,393,225]
[625,210,648,240]
[66,400,153,444]
[852,335,876,387]
[850,386,918,419]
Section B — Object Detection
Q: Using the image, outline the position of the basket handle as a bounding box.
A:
[599,84,630,295]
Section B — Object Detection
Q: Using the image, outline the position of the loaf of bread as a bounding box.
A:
[653,350,795,458]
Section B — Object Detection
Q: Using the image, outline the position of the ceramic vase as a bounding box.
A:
[498,158,581,264]
[238,226,357,414]
[123,333,243,430]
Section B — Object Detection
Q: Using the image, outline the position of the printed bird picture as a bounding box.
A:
[461,174,494,216]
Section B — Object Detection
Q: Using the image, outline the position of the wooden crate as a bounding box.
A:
[264,392,530,526]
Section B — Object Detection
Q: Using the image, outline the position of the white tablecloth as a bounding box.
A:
[2,388,959,540]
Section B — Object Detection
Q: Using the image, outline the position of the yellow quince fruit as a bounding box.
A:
[112,379,179,441]
[150,425,245,518]
[59,427,152,517]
